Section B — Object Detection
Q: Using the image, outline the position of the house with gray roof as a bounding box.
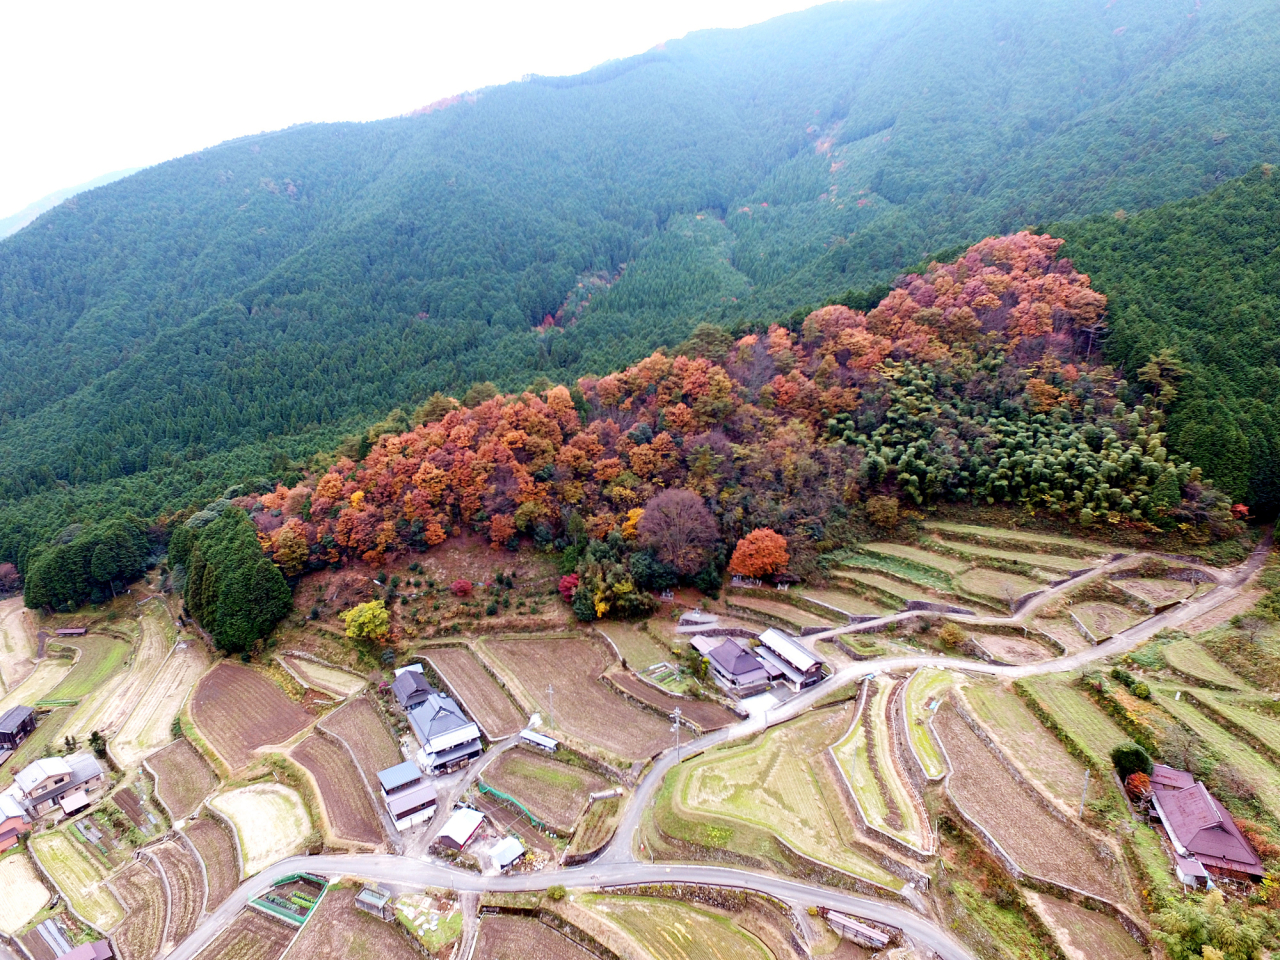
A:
[391,669,433,710]
[0,705,36,750]
[706,639,773,697]
[409,693,482,772]
[757,628,825,691]
[15,754,104,817]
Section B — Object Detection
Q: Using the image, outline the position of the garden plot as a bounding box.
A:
[152,841,204,947]
[565,795,621,861]
[283,886,421,960]
[831,680,930,852]
[1067,602,1144,641]
[63,613,170,744]
[595,622,670,671]
[962,681,1097,810]
[317,697,402,783]
[0,852,50,933]
[953,568,1043,607]
[185,817,239,909]
[933,704,1128,905]
[583,895,773,960]
[291,734,383,846]
[800,588,890,617]
[191,663,313,770]
[904,668,953,779]
[30,829,125,930]
[1163,641,1249,690]
[1019,677,1129,768]
[427,646,525,739]
[112,636,210,768]
[0,657,72,716]
[0,598,36,693]
[148,738,219,819]
[193,908,296,960]
[608,671,736,732]
[112,861,166,960]
[475,914,596,960]
[1024,891,1146,960]
[666,703,904,890]
[726,595,836,630]
[210,783,311,876]
[280,657,366,698]
[484,637,671,761]
[484,747,610,835]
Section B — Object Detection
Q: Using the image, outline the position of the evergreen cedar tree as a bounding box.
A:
[728,529,790,578]
[219,233,1243,621]
[23,518,150,610]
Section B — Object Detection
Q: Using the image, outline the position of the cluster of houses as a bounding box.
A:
[688,624,826,698]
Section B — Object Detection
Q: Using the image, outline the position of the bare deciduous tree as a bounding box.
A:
[638,489,719,576]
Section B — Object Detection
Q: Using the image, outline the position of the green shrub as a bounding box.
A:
[1111,742,1153,781]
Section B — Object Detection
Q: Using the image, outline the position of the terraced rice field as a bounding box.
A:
[923,522,1115,557]
[927,539,1092,573]
[970,632,1055,664]
[476,914,596,960]
[193,908,296,960]
[584,895,773,960]
[954,568,1043,606]
[1069,602,1144,641]
[0,598,36,693]
[152,841,204,946]
[595,623,671,671]
[863,542,968,575]
[112,635,210,768]
[185,816,240,906]
[191,663,313,770]
[668,703,903,890]
[933,704,1127,904]
[286,886,422,959]
[484,747,610,834]
[841,553,952,592]
[210,783,311,876]
[30,829,125,930]
[1203,693,1280,752]
[112,861,166,960]
[1025,891,1146,960]
[831,680,930,851]
[800,589,890,617]
[427,646,526,739]
[1155,688,1280,820]
[903,668,953,778]
[1114,578,1194,607]
[962,681,1096,810]
[318,696,402,783]
[727,595,836,629]
[63,613,172,744]
[0,657,72,716]
[291,734,383,845]
[1163,641,1249,690]
[831,569,933,605]
[0,852,50,933]
[281,657,366,697]
[147,737,220,819]
[565,795,622,860]
[1019,677,1129,768]
[45,632,133,703]
[484,637,671,761]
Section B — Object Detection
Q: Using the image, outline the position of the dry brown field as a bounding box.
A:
[20,927,57,960]
[476,915,598,960]
[427,646,525,738]
[970,633,1055,665]
[190,663,313,769]
[112,861,167,960]
[185,816,240,906]
[283,886,420,960]
[318,697,402,783]
[148,738,219,819]
[1025,891,1146,960]
[485,637,671,760]
[153,841,204,946]
[0,597,36,693]
[484,747,610,834]
[291,734,383,845]
[933,704,1126,904]
[193,909,295,960]
[608,671,736,731]
[280,656,366,697]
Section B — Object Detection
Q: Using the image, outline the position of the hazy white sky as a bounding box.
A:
[0,0,826,218]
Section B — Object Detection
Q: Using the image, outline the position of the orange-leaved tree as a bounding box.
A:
[728,528,789,578]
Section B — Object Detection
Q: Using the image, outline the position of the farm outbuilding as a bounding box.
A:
[519,730,558,752]
[60,940,113,959]
[377,761,424,797]
[436,808,484,850]
[1150,774,1265,884]
[490,836,524,871]
[826,912,892,949]
[386,782,438,830]
[55,627,88,636]
[757,629,825,691]
[0,705,37,749]
[354,885,393,920]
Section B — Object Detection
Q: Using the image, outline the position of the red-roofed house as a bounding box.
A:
[1151,778,1265,885]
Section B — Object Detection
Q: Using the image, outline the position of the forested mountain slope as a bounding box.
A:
[3,0,1279,565]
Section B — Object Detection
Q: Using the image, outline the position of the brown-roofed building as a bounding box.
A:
[1151,776,1265,885]
[1150,763,1195,793]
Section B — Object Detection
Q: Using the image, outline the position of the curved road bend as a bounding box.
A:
[165,534,1270,960]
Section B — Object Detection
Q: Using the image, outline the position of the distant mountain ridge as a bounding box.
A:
[0,168,141,239]
[2,0,1280,565]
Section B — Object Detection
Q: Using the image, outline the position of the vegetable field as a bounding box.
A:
[291,734,383,845]
[191,663,313,770]
[147,737,219,819]
[193,909,295,960]
[284,886,421,960]
[210,783,311,876]
[427,646,525,739]
[475,915,596,960]
[608,670,736,731]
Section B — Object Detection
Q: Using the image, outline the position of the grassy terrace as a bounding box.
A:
[596,623,670,671]
[1203,693,1280,752]
[45,634,131,702]
[30,829,125,930]
[923,522,1116,557]
[583,895,773,960]
[831,569,934,605]
[800,589,891,617]
[840,552,952,592]
[928,538,1091,573]
[1163,640,1250,690]
[1019,676,1129,768]
[903,669,952,779]
[862,543,968,576]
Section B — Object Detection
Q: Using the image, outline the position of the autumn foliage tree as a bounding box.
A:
[636,489,719,577]
[728,529,789,578]
[340,599,390,643]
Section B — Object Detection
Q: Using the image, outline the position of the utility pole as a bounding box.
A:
[671,707,682,763]
[547,684,554,725]
[1079,768,1090,819]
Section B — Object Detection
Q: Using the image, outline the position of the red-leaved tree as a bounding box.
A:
[728,529,790,578]
[558,574,580,603]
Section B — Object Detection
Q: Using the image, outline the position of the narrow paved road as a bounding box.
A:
[163,533,1270,960]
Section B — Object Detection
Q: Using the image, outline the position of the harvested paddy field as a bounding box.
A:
[291,734,383,845]
[191,663,313,770]
[585,895,773,960]
[726,595,835,629]
[665,703,903,890]
[30,829,125,930]
[427,646,525,739]
[970,632,1055,664]
[194,908,296,960]
[1019,677,1129,768]
[113,637,210,768]
[903,668,952,779]
[281,656,366,697]
[0,657,72,716]
[63,613,170,744]
[1163,640,1249,690]
[210,783,311,876]
[148,737,219,819]
[595,622,671,671]
[864,542,968,575]
[185,816,240,906]
[933,703,1126,904]
[1025,891,1146,960]
[1114,578,1194,606]
[1070,601,1143,641]
[830,569,933,606]
[0,598,35,693]
[485,637,671,761]
[927,538,1093,573]
[318,696,402,782]
[475,914,597,960]
[484,747,610,834]
[284,886,420,960]
[1201,692,1280,751]
[800,589,890,617]
[0,852,50,933]
[152,841,204,946]
[923,522,1115,557]
[608,670,736,731]
[953,568,1043,607]
[112,861,166,960]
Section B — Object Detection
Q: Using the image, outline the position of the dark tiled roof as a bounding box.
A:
[0,705,34,734]
[409,694,472,740]
[391,671,433,706]
[708,640,764,677]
